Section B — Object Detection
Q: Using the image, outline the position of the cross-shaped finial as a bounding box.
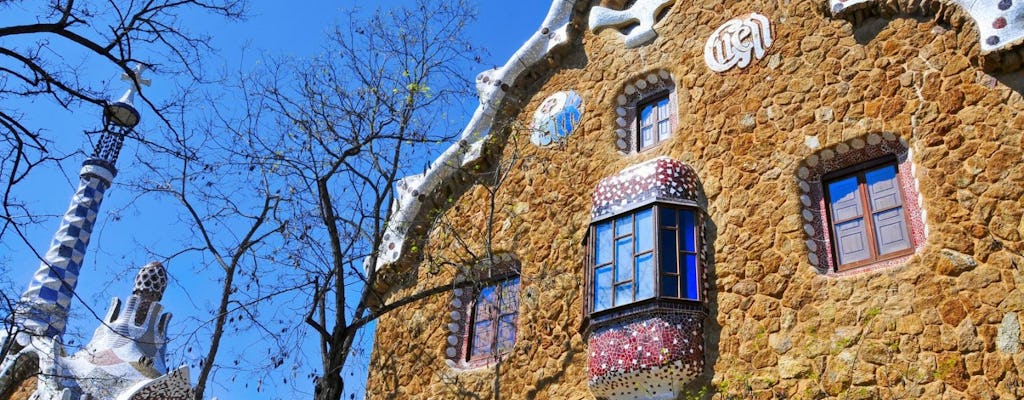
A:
[121,64,152,92]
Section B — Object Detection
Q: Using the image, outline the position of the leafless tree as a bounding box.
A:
[125,0,486,398]
[0,0,246,249]
[245,2,487,398]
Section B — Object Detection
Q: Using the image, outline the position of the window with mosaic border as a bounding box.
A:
[797,133,927,274]
[582,158,710,328]
[612,70,677,153]
[581,157,711,398]
[444,254,521,369]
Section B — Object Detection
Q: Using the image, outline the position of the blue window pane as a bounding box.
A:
[866,165,902,211]
[636,253,655,300]
[636,208,653,252]
[658,120,671,141]
[680,210,696,252]
[475,286,496,319]
[499,279,520,313]
[865,165,897,187]
[661,275,679,298]
[660,229,677,274]
[615,284,633,307]
[660,207,676,228]
[615,238,633,282]
[594,266,612,311]
[497,314,516,352]
[472,320,493,357]
[683,254,699,300]
[641,127,653,148]
[596,222,613,264]
[615,214,632,237]
[640,103,654,126]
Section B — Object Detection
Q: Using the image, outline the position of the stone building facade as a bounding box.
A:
[367,0,1024,398]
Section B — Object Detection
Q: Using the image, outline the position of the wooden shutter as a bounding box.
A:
[866,166,911,255]
[829,177,870,265]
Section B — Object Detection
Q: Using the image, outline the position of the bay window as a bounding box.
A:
[590,203,701,314]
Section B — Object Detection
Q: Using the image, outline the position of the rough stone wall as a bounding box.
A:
[1,376,36,400]
[367,0,1024,398]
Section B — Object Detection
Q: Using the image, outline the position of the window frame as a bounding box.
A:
[822,156,915,272]
[612,70,677,154]
[587,202,703,318]
[465,276,520,363]
[446,256,521,370]
[636,92,673,151]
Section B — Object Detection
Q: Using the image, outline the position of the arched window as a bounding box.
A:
[797,133,926,273]
[613,70,677,153]
[467,276,520,361]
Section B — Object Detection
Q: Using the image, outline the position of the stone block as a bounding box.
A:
[769,334,792,355]
[858,340,891,365]
[966,376,998,400]
[897,315,924,334]
[996,312,1021,354]
[937,249,977,276]
[821,359,851,396]
[939,298,968,326]
[958,319,984,353]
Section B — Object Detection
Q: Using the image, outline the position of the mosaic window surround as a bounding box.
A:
[444,254,521,370]
[613,70,677,153]
[797,133,927,275]
[586,158,709,399]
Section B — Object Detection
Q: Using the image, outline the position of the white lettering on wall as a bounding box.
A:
[704,13,773,73]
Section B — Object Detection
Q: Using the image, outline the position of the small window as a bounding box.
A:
[445,255,521,369]
[824,159,913,271]
[612,70,677,153]
[591,204,700,314]
[467,277,519,361]
[637,95,672,150]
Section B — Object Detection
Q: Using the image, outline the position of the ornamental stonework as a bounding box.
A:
[367,0,1024,398]
[704,13,773,73]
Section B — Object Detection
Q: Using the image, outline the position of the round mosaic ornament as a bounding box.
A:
[531,91,583,147]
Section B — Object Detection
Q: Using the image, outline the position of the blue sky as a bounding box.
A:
[1,1,552,398]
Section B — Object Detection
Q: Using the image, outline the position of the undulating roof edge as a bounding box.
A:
[371,0,585,273]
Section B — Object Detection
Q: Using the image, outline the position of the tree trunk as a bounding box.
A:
[314,370,343,400]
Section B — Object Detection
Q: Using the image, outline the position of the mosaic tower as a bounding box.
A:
[15,65,149,339]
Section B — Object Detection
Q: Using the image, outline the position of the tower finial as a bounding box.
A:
[122,63,152,93]
[14,64,151,338]
[105,63,149,129]
[133,261,168,303]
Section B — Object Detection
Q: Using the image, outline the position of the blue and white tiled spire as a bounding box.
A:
[16,65,149,339]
